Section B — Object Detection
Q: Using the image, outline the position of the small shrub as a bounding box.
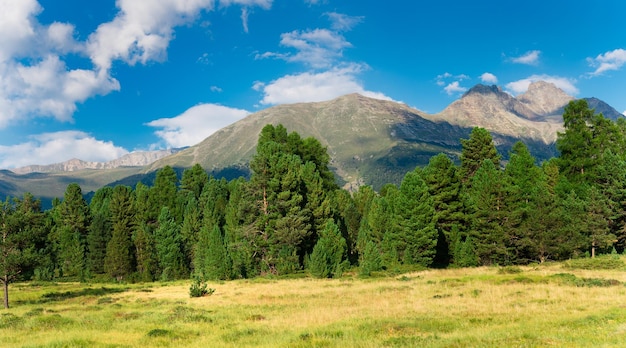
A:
[497,266,523,274]
[563,255,625,270]
[147,328,172,337]
[189,278,215,298]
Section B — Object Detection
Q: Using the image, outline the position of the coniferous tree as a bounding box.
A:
[309,220,347,278]
[387,170,438,266]
[460,127,501,183]
[104,185,135,280]
[133,182,158,281]
[422,153,466,266]
[0,194,46,308]
[87,187,112,274]
[359,241,382,276]
[467,160,509,265]
[154,207,187,280]
[57,183,90,277]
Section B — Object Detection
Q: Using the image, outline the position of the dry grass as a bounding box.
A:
[2,260,626,347]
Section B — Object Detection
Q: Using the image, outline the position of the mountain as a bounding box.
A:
[147,82,577,189]
[11,149,181,174]
[1,81,623,201]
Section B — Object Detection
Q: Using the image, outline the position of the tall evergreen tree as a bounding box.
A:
[309,220,347,278]
[386,170,438,266]
[0,194,46,308]
[104,185,135,280]
[460,127,501,183]
[154,207,187,280]
[467,160,509,265]
[57,183,90,277]
[87,187,113,274]
[421,153,466,266]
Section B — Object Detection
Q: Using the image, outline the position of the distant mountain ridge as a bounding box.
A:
[1,80,624,202]
[11,149,182,175]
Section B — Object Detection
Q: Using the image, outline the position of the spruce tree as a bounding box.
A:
[154,207,187,280]
[104,185,135,281]
[460,127,501,183]
[309,220,347,278]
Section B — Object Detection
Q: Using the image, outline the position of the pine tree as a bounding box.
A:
[309,220,347,278]
[154,207,187,280]
[57,183,90,277]
[86,187,112,274]
[467,160,509,265]
[421,153,466,266]
[104,185,135,280]
[359,241,382,276]
[460,127,501,183]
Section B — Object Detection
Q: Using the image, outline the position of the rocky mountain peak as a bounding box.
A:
[462,84,506,97]
[517,81,573,117]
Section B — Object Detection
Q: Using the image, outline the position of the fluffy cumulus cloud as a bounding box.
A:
[443,81,467,95]
[86,0,216,71]
[0,131,128,168]
[587,48,626,76]
[0,0,120,127]
[146,103,250,148]
[255,64,391,105]
[505,74,579,95]
[511,50,541,65]
[0,0,272,130]
[480,72,498,84]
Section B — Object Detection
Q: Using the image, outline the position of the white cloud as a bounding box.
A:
[511,50,541,65]
[505,74,578,95]
[0,55,120,127]
[256,64,391,105]
[443,81,467,95]
[257,28,351,69]
[325,12,364,31]
[587,48,626,76]
[0,131,128,168]
[480,72,498,84]
[146,103,250,148]
[86,0,216,72]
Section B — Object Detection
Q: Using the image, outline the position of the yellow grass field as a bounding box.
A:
[2,259,626,347]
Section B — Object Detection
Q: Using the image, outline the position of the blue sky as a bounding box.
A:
[1,0,625,168]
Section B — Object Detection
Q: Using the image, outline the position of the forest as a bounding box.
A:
[2,99,626,307]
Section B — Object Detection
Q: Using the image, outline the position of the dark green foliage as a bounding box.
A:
[309,220,347,278]
[0,193,46,308]
[86,187,112,274]
[155,207,188,281]
[467,160,509,265]
[194,225,231,280]
[460,127,501,182]
[57,183,90,278]
[384,170,437,267]
[104,185,135,280]
[189,278,215,298]
[421,153,466,266]
[359,241,382,276]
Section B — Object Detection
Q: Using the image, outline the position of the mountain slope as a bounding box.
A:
[2,81,622,201]
[147,87,566,189]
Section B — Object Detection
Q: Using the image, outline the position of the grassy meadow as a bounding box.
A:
[2,257,626,347]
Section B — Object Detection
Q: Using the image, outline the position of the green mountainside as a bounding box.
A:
[1,82,623,204]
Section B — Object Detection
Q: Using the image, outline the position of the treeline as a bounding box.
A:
[3,99,626,287]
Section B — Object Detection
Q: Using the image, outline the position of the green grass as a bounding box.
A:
[2,259,626,347]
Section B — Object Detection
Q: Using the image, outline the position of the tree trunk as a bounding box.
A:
[2,277,8,309]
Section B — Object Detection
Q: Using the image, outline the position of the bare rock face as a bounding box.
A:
[517,81,574,118]
[431,84,563,144]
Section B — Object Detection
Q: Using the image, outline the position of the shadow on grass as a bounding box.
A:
[15,286,129,305]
